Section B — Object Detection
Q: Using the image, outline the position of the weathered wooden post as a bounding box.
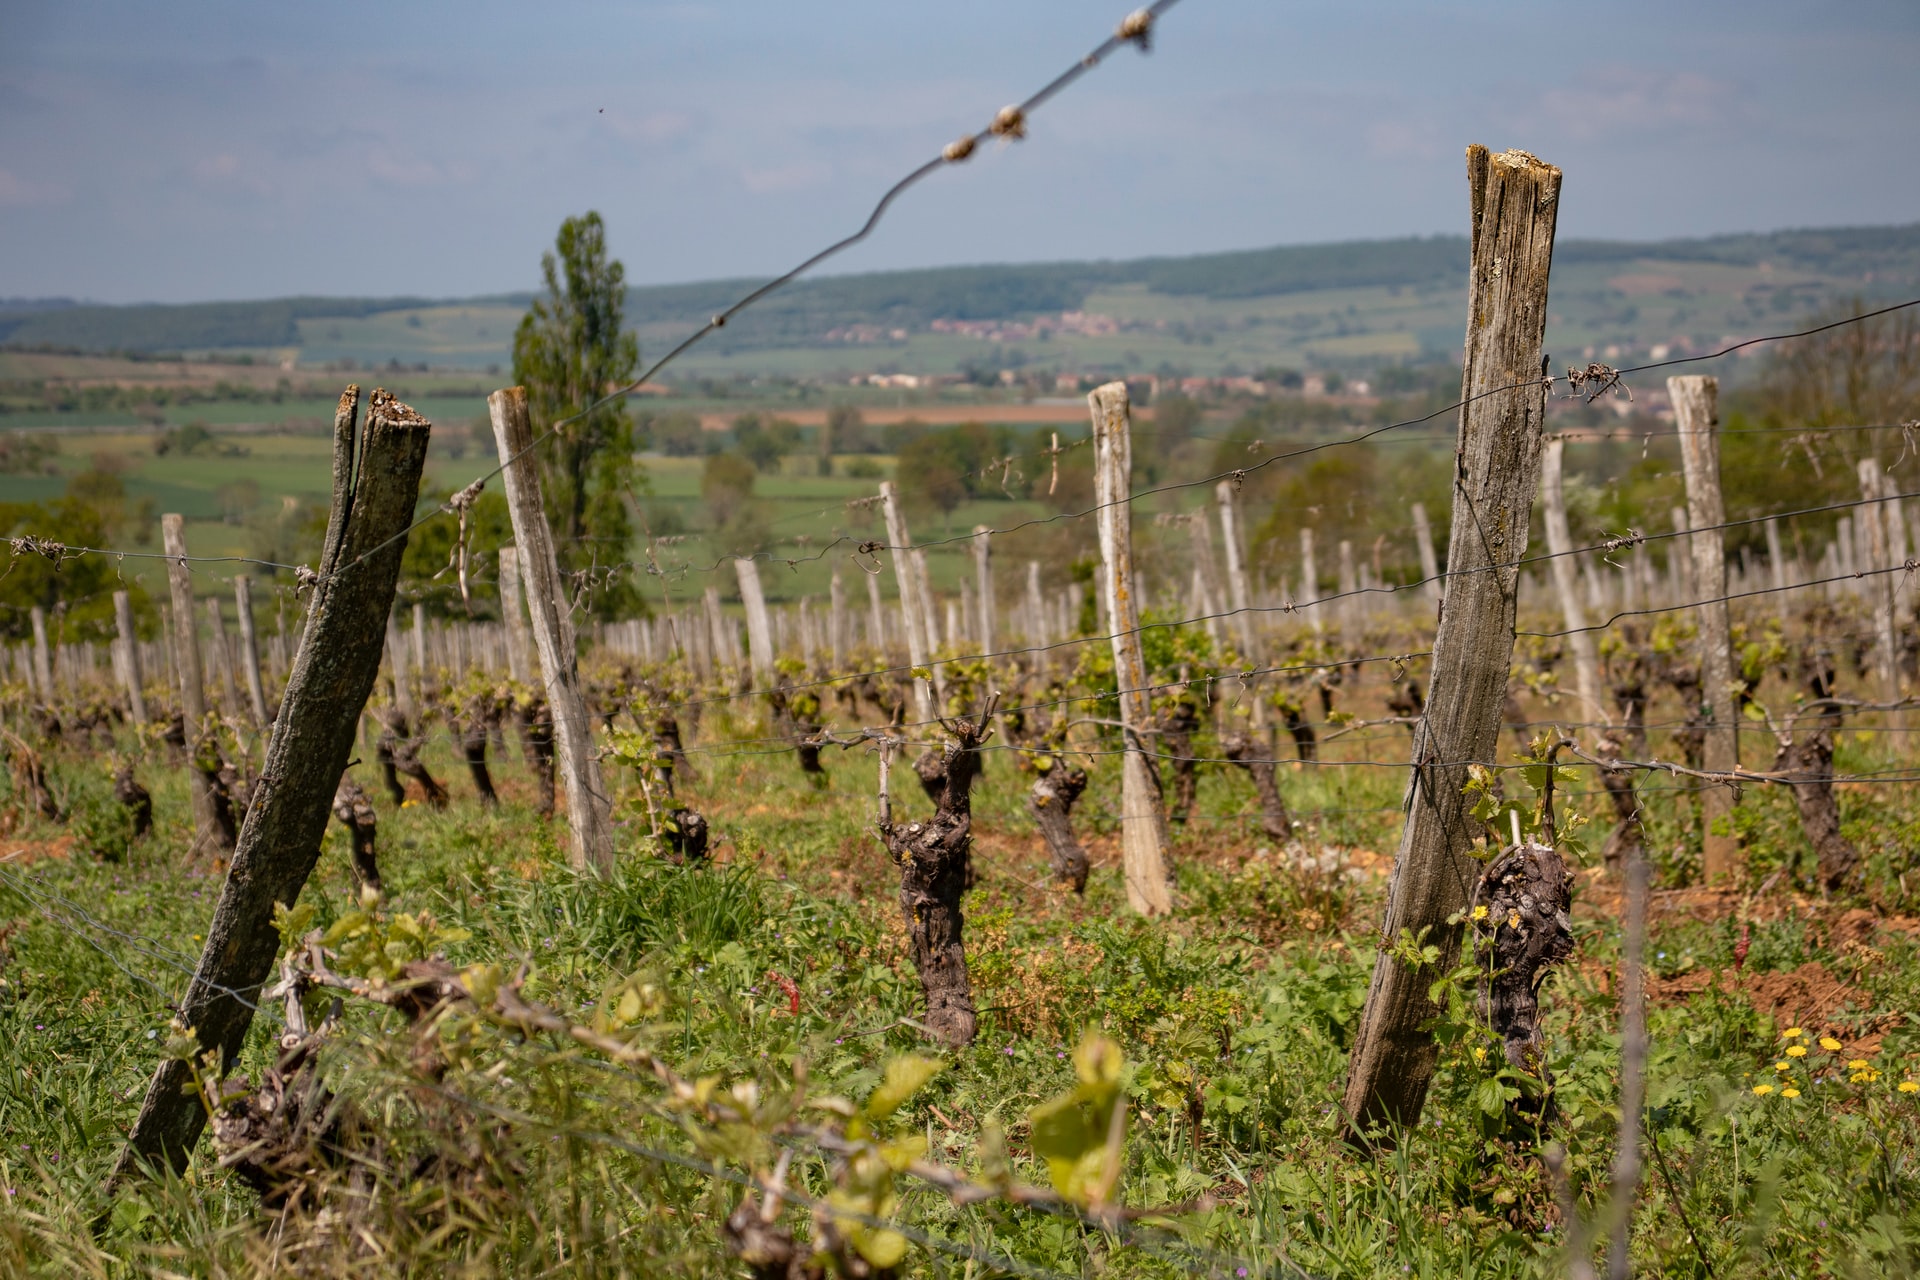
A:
[1090,381,1173,917]
[702,586,732,671]
[1858,458,1901,702]
[1337,539,1360,633]
[1763,517,1789,600]
[161,513,226,850]
[1299,528,1322,632]
[1410,501,1443,604]
[879,481,935,720]
[1540,437,1604,724]
[733,558,775,682]
[972,526,995,655]
[865,570,887,657]
[1667,506,1692,605]
[1672,375,1739,881]
[1026,560,1048,647]
[1344,145,1561,1134]
[489,386,616,874]
[113,590,148,724]
[410,601,429,687]
[115,386,430,1177]
[497,545,535,684]
[28,606,53,701]
[233,576,270,726]
[205,597,243,720]
[1214,480,1257,660]
[384,607,415,721]
[829,567,848,664]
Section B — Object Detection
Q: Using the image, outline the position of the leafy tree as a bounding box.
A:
[1150,392,1200,453]
[732,413,800,472]
[0,497,158,642]
[649,410,707,457]
[896,438,965,518]
[825,403,871,456]
[896,422,1019,520]
[701,452,757,527]
[702,452,768,555]
[512,211,643,615]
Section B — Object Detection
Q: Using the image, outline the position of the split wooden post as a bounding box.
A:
[1214,480,1257,660]
[115,386,430,1178]
[1344,145,1561,1134]
[497,546,535,684]
[1671,375,1739,881]
[489,386,616,874]
[734,557,775,682]
[27,606,53,700]
[1540,438,1604,725]
[1089,381,1173,917]
[233,576,270,726]
[972,525,995,655]
[161,513,225,849]
[113,590,148,724]
[879,481,935,720]
[1411,501,1443,605]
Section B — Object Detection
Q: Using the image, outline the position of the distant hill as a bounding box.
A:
[6,224,1917,376]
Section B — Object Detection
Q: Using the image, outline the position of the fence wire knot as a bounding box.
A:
[1118,7,1155,48]
[942,134,977,164]
[990,105,1027,140]
[293,565,320,594]
[1565,362,1631,403]
[9,536,69,567]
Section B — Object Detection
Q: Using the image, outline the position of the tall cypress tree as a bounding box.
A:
[512,212,643,616]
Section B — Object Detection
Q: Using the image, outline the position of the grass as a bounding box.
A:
[0,617,1911,1274]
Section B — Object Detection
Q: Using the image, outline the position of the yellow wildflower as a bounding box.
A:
[1852,1065,1881,1084]
[1820,1037,1843,1052]
[1848,1059,1870,1070]
[1775,1062,1791,1072]
[1783,1027,1804,1039]
[1752,1084,1774,1096]
[1781,1087,1801,1098]
[1899,1081,1919,1094]
[1471,905,1489,921]
[1786,1044,1807,1057]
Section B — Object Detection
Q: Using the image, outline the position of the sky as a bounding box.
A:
[3,0,1918,305]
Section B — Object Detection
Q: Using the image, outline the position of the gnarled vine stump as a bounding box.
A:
[881,703,994,1048]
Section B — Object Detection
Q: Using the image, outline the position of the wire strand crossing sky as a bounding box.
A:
[2,0,1919,304]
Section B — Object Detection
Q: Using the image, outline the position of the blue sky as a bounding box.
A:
[3,0,1917,304]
